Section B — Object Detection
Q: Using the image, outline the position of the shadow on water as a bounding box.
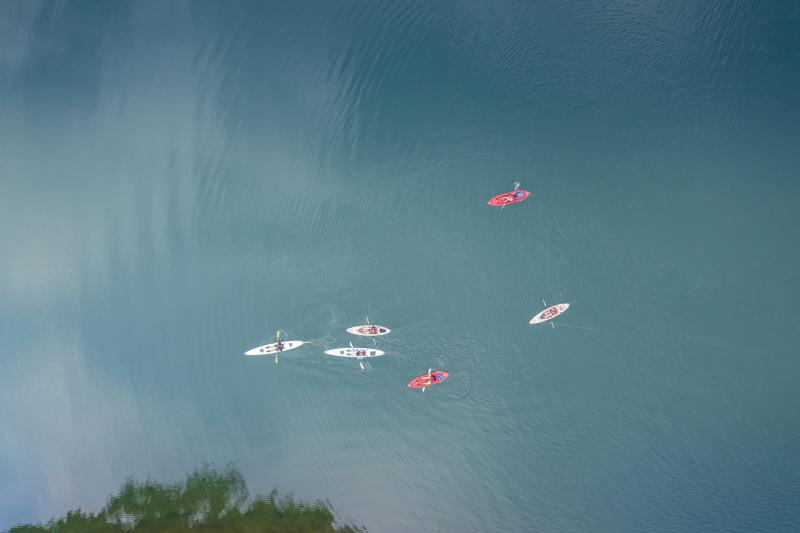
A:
[7,465,364,533]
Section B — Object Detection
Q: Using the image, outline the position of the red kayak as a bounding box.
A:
[487,189,530,207]
[408,370,448,390]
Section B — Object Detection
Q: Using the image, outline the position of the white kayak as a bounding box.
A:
[346,324,391,336]
[324,347,385,358]
[244,341,305,356]
[529,303,570,324]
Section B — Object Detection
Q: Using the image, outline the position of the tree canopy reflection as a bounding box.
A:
[9,465,364,532]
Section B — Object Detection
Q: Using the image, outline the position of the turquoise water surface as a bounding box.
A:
[1,2,799,531]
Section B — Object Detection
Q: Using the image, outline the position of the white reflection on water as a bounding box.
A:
[0,336,209,522]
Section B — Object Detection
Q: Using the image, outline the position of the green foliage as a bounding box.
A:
[9,509,120,533]
[8,466,364,533]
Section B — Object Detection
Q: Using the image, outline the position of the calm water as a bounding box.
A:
[2,1,799,531]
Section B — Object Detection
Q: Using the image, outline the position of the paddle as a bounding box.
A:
[350,341,365,370]
[423,368,432,392]
[365,316,377,346]
[274,329,283,364]
[501,182,523,214]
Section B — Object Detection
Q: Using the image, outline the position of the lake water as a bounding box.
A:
[2,1,799,531]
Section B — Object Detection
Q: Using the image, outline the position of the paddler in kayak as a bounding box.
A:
[420,372,439,386]
[359,325,380,335]
[504,191,524,202]
[542,307,559,319]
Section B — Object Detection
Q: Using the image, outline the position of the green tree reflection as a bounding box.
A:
[9,465,364,532]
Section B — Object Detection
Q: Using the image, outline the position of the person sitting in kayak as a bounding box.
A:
[275,342,284,351]
[421,373,438,385]
[545,307,559,318]
[356,350,366,357]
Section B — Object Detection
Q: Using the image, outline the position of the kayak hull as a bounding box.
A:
[529,303,570,324]
[324,348,386,358]
[408,371,449,389]
[245,340,304,356]
[346,325,391,336]
[487,190,530,207]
